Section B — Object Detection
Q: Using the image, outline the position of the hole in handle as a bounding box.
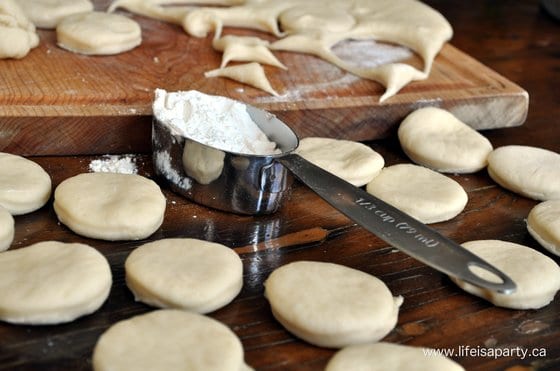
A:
[465,261,516,295]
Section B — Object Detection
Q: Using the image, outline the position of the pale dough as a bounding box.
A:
[92,309,252,371]
[0,0,39,59]
[205,62,279,96]
[0,206,14,252]
[295,137,385,187]
[125,238,243,313]
[487,145,560,201]
[366,163,468,224]
[53,173,166,241]
[0,241,111,325]
[182,140,225,184]
[56,11,142,55]
[264,261,403,348]
[527,200,560,256]
[451,240,560,309]
[0,152,52,215]
[398,107,493,173]
[19,0,94,29]
[326,342,465,371]
[212,35,286,69]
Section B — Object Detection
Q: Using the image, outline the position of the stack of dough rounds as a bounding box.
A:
[19,0,94,29]
[0,0,39,59]
[0,152,52,215]
[0,241,112,325]
[92,309,252,371]
[366,164,468,224]
[54,173,166,241]
[487,145,560,201]
[450,240,560,309]
[398,107,493,173]
[527,200,560,256]
[264,261,403,348]
[0,206,14,252]
[125,238,243,313]
[295,137,385,187]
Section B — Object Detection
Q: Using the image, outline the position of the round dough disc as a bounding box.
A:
[54,173,166,241]
[527,200,560,256]
[398,107,493,173]
[295,137,385,187]
[264,261,403,348]
[0,152,51,215]
[365,163,468,224]
[0,206,14,252]
[56,11,141,55]
[0,241,112,324]
[19,0,94,29]
[451,240,560,309]
[125,238,243,313]
[92,309,250,371]
[487,145,560,201]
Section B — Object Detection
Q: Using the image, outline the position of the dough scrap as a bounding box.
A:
[295,137,385,187]
[487,145,560,201]
[451,240,560,309]
[205,62,279,96]
[527,200,560,256]
[0,206,14,252]
[19,0,93,29]
[398,107,493,173]
[212,35,286,69]
[366,163,468,224]
[0,152,52,215]
[0,0,39,59]
[0,241,112,325]
[53,173,166,241]
[264,261,403,348]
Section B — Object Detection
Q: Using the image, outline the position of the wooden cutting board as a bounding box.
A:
[0,2,528,156]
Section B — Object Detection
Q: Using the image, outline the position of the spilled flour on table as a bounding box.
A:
[89,155,138,174]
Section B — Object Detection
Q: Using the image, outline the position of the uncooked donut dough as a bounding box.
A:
[295,137,385,187]
[527,200,560,256]
[451,240,560,309]
[19,0,94,29]
[487,145,560,201]
[56,11,142,55]
[264,261,403,348]
[0,0,39,59]
[366,164,468,224]
[0,241,111,324]
[0,206,14,252]
[212,35,286,69]
[125,238,243,313]
[0,152,52,215]
[93,309,251,371]
[398,107,493,173]
[205,62,279,96]
[54,173,166,241]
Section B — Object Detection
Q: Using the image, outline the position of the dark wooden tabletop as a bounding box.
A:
[2,1,560,370]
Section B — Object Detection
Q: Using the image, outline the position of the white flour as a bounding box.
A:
[89,155,137,174]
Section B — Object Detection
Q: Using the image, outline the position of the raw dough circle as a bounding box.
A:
[92,309,249,371]
[0,152,52,215]
[295,137,385,187]
[54,173,166,241]
[125,238,243,313]
[527,200,560,256]
[398,107,493,173]
[56,11,142,55]
[0,206,14,252]
[264,261,403,348]
[451,240,560,309]
[487,145,560,201]
[366,163,468,224]
[0,241,111,324]
[19,0,94,29]
[326,342,465,371]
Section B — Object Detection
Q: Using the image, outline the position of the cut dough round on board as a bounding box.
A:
[398,107,493,173]
[264,261,403,348]
[0,0,39,59]
[295,137,385,187]
[92,309,251,371]
[450,240,560,309]
[19,0,94,29]
[366,163,468,224]
[0,152,51,215]
[527,200,560,256]
[0,206,14,252]
[487,145,560,201]
[54,173,166,241]
[125,238,243,313]
[0,241,111,324]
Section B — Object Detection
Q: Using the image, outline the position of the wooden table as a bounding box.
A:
[1,1,559,370]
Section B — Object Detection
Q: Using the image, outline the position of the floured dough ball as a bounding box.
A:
[527,200,560,256]
[125,238,243,313]
[0,0,39,59]
[264,261,403,348]
[487,145,560,201]
[366,164,468,224]
[19,0,94,29]
[92,309,251,371]
[295,137,385,187]
[0,241,111,324]
[398,107,493,173]
[326,342,465,371]
[451,240,560,309]
[0,206,14,252]
[0,152,52,215]
[57,11,141,55]
[54,173,166,241]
